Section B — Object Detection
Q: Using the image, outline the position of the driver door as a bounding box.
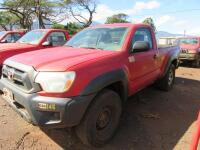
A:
[43,31,67,48]
[128,28,159,92]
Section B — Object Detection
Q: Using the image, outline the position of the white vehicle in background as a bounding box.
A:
[158,37,179,46]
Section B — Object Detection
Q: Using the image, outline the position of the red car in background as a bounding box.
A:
[0,31,24,43]
[0,29,70,73]
[178,37,200,67]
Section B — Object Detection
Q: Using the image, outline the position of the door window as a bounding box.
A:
[3,33,21,42]
[46,32,66,46]
[12,33,22,41]
[3,34,12,42]
[132,28,153,49]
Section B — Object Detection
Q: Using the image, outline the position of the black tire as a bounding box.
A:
[156,64,175,91]
[192,58,200,68]
[75,89,122,147]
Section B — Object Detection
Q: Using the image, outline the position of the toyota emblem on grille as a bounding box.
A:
[7,68,15,80]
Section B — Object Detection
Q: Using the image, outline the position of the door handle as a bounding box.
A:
[154,53,159,59]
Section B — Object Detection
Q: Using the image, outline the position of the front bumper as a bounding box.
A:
[179,53,198,61]
[0,79,95,128]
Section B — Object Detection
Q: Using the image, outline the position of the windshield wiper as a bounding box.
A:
[65,45,74,48]
[18,41,27,43]
[80,46,104,50]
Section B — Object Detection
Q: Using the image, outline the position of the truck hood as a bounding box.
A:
[9,47,115,71]
[180,44,199,52]
[0,43,36,52]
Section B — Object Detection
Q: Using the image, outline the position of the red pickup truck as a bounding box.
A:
[0,31,24,43]
[0,29,70,72]
[0,24,179,147]
[178,37,200,67]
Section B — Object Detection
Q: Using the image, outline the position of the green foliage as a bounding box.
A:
[105,13,130,24]
[0,11,19,30]
[52,23,65,30]
[65,22,83,35]
[0,0,63,29]
[0,0,96,30]
[143,17,156,32]
[52,22,83,36]
[1,0,35,29]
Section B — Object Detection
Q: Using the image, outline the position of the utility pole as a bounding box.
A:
[184,30,186,37]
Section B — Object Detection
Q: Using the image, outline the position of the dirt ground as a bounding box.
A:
[0,66,200,150]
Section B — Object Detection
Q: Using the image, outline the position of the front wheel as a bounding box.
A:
[156,64,175,91]
[192,58,200,68]
[75,89,122,147]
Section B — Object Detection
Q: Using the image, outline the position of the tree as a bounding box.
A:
[63,0,97,27]
[52,22,83,35]
[65,22,83,35]
[0,11,19,30]
[34,0,65,29]
[0,0,35,30]
[143,17,156,32]
[0,0,64,29]
[52,23,65,30]
[105,13,130,24]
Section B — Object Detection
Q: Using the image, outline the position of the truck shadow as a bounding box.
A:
[179,62,199,68]
[41,77,200,150]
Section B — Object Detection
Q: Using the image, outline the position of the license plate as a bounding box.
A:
[2,88,14,102]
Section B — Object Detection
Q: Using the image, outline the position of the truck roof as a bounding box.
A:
[33,29,68,33]
[178,36,200,39]
[0,31,24,34]
[90,23,152,29]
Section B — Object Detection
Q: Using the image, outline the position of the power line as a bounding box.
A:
[136,8,200,17]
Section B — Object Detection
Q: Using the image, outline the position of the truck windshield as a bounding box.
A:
[0,31,6,38]
[65,27,128,51]
[18,31,47,45]
[178,38,198,45]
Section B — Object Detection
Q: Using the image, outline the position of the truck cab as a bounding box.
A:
[0,23,179,147]
[0,31,24,43]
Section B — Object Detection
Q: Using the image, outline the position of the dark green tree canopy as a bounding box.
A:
[0,11,19,30]
[105,13,130,24]
[142,17,156,32]
[52,22,83,35]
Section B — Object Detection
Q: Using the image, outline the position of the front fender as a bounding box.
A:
[80,69,128,100]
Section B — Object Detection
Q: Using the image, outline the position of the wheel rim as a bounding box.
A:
[168,69,174,86]
[96,107,112,130]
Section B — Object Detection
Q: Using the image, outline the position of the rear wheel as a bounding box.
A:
[75,89,122,147]
[156,64,175,91]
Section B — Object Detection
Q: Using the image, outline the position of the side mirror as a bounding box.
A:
[132,41,150,53]
[42,41,53,46]
[1,39,8,43]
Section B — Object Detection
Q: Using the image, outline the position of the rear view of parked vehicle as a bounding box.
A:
[0,23,180,147]
[0,29,70,75]
[178,37,200,67]
[0,31,24,43]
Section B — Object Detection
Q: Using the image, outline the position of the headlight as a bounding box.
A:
[35,72,76,93]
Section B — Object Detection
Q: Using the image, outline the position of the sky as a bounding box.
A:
[0,0,199,35]
[93,0,200,35]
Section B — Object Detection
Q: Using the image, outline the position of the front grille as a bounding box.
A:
[1,61,41,93]
[181,49,189,53]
